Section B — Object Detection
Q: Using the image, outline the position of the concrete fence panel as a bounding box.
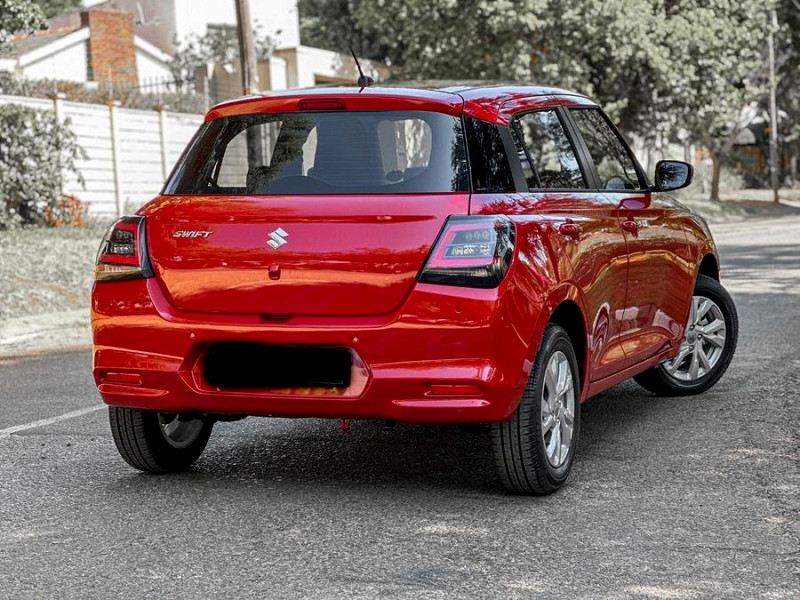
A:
[0,94,203,217]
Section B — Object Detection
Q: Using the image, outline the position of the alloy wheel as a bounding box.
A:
[541,350,576,468]
[663,295,727,382]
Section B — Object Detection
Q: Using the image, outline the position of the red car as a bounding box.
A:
[92,85,738,494]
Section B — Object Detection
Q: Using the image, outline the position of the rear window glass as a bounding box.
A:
[165,110,469,195]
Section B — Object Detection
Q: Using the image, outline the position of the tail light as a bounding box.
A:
[419,216,515,288]
[95,216,153,282]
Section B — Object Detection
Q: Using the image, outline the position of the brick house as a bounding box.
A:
[0,8,172,88]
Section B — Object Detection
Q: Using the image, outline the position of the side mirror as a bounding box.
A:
[654,160,693,192]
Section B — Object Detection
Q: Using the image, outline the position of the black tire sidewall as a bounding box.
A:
[142,411,213,471]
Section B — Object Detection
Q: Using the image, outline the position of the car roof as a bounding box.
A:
[206,83,593,124]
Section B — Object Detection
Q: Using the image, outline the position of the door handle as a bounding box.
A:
[621,219,639,236]
[558,222,581,240]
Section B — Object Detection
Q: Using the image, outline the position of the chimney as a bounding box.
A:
[81,9,138,88]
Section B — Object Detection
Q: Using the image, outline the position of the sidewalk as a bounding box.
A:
[678,187,800,224]
[0,309,90,356]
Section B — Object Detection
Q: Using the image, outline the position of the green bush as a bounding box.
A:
[0,103,85,228]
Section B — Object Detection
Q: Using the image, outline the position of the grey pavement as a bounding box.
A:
[0,217,798,599]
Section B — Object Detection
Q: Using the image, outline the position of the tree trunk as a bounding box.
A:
[710,150,721,202]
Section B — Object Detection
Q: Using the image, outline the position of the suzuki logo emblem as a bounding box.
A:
[267,227,289,249]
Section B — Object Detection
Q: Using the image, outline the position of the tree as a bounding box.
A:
[298,0,391,61]
[33,0,82,19]
[300,0,777,200]
[657,1,773,201]
[170,25,275,86]
[0,104,85,227]
[0,0,47,45]
[775,0,800,183]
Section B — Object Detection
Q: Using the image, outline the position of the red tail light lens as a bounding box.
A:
[419,216,515,288]
[95,216,153,282]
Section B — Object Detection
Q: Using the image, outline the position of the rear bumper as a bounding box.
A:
[92,278,535,423]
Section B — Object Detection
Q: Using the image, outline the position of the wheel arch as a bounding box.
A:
[548,300,587,396]
[698,253,719,281]
[526,283,589,400]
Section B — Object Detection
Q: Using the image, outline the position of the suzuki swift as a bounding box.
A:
[92,85,738,494]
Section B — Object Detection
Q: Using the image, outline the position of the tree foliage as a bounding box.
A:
[0,0,48,44]
[298,0,391,61]
[777,0,800,156]
[33,0,82,19]
[301,0,778,199]
[170,26,275,84]
[0,104,85,228]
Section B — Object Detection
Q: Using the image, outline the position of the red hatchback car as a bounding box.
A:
[92,85,738,494]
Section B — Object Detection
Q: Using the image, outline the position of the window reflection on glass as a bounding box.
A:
[514,110,585,190]
[570,109,641,190]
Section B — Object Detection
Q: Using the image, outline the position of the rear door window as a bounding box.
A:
[569,108,643,190]
[165,110,469,195]
[512,110,586,190]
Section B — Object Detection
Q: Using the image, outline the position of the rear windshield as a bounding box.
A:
[164,110,470,195]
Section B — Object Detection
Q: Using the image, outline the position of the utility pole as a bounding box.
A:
[768,7,780,203]
[235,0,259,95]
[235,0,262,166]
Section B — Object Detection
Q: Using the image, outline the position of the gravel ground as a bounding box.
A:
[0,222,108,321]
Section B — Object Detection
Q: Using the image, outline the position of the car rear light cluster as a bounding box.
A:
[95,216,153,282]
[419,216,515,288]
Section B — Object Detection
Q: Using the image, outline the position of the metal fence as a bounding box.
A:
[0,94,203,217]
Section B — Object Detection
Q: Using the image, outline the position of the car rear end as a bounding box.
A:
[92,88,530,423]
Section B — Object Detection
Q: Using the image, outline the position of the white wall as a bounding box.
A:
[135,47,173,86]
[21,39,89,83]
[273,46,388,89]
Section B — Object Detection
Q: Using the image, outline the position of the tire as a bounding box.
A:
[491,324,581,495]
[634,274,738,396]
[109,407,213,473]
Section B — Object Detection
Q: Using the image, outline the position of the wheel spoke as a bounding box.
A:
[699,318,725,335]
[696,297,712,322]
[542,413,555,434]
[705,332,725,348]
[688,349,700,380]
[697,346,712,372]
[553,424,562,466]
[546,425,559,462]
[560,414,572,448]
[545,359,558,407]
[664,346,690,375]
[556,359,569,396]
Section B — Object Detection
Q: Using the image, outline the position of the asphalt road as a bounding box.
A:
[1,217,798,599]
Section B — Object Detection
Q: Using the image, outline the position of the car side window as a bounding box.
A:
[513,110,586,190]
[569,108,642,190]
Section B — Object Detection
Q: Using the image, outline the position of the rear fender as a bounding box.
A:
[529,283,588,395]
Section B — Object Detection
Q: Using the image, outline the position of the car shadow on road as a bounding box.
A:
[103,379,707,496]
